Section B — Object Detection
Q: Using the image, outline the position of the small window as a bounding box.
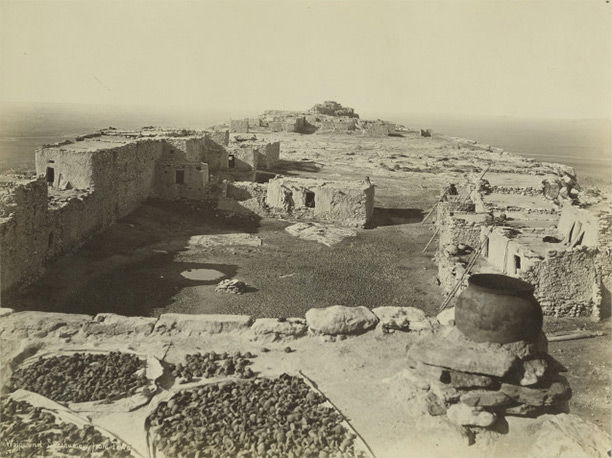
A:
[46,167,55,184]
[48,232,54,248]
[514,255,521,272]
[228,154,236,169]
[175,170,185,184]
[305,191,315,208]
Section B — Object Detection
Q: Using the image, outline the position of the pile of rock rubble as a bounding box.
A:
[404,325,571,429]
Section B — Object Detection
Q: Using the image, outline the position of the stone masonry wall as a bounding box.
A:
[519,247,600,318]
[0,179,49,293]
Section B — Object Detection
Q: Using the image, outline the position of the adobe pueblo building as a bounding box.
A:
[0,102,610,458]
[228,100,397,137]
[434,170,611,320]
[0,120,377,296]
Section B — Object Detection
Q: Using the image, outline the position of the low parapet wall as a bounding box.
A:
[0,305,441,342]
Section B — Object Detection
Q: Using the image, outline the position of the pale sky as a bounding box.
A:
[1,0,610,119]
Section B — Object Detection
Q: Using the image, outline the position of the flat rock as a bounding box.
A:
[188,233,262,248]
[305,305,378,335]
[500,376,571,407]
[0,311,92,338]
[251,318,307,337]
[372,306,427,332]
[285,222,357,247]
[436,307,455,326]
[446,403,497,427]
[85,313,156,336]
[460,390,511,407]
[154,313,253,336]
[408,327,518,377]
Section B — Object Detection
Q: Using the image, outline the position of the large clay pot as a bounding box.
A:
[455,274,543,344]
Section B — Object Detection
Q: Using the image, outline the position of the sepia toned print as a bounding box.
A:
[0,1,610,457]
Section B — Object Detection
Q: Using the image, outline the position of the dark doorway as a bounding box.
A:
[305,191,316,208]
[46,167,55,184]
[175,170,185,184]
[514,255,521,272]
[228,154,236,169]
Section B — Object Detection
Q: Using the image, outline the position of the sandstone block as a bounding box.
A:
[154,313,253,336]
[251,318,307,337]
[0,311,92,338]
[85,313,156,336]
[446,403,497,427]
[372,306,427,332]
[305,305,378,335]
[500,376,571,407]
[408,327,517,377]
[460,390,511,408]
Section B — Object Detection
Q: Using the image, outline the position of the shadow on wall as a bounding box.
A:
[370,207,424,227]
[272,160,321,176]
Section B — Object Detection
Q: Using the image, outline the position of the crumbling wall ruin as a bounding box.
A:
[229,119,250,133]
[227,141,280,172]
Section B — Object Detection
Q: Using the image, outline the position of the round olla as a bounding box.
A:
[455,273,543,344]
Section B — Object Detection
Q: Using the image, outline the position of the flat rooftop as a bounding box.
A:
[39,128,212,154]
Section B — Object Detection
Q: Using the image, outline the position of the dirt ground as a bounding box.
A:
[4,130,611,441]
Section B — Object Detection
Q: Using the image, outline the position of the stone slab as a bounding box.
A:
[0,311,93,338]
[500,376,571,407]
[84,313,157,336]
[154,313,253,336]
[408,327,518,377]
[460,390,511,408]
[251,318,307,337]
